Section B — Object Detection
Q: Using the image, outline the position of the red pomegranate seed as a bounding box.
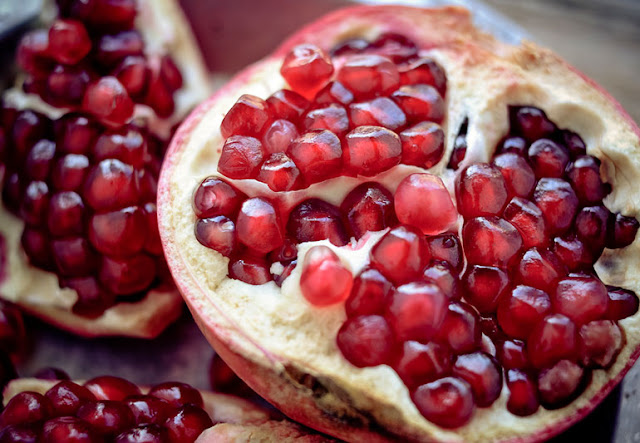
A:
[34,367,70,381]
[514,248,565,293]
[456,163,508,218]
[300,246,353,306]
[331,38,369,58]
[149,382,203,409]
[84,376,141,401]
[399,121,444,169]
[566,155,607,204]
[42,416,98,442]
[532,178,579,234]
[17,29,51,76]
[497,339,529,369]
[77,400,135,436]
[537,360,585,409]
[394,173,457,235]
[195,216,236,257]
[341,182,395,239]
[12,110,49,159]
[21,227,54,269]
[492,153,535,198]
[553,275,608,325]
[45,380,96,416]
[228,254,272,285]
[511,106,556,142]
[47,191,85,236]
[412,377,473,429]
[48,19,91,65]
[0,425,39,442]
[498,136,527,155]
[2,172,22,214]
[217,135,265,180]
[66,276,116,317]
[192,177,244,219]
[391,84,444,123]
[502,197,547,249]
[606,287,639,320]
[426,234,463,273]
[275,261,297,287]
[142,203,162,255]
[236,198,283,254]
[286,199,349,246]
[262,119,299,154]
[579,320,623,368]
[115,55,150,98]
[607,213,639,249]
[497,285,551,340]
[220,94,271,139]
[337,54,400,99]
[368,33,418,63]
[116,424,169,443]
[462,217,522,267]
[0,391,53,427]
[345,268,393,317]
[26,139,56,181]
[21,181,50,226]
[83,159,139,211]
[95,30,144,67]
[343,126,402,177]
[313,81,354,106]
[82,77,134,128]
[349,97,406,130]
[144,62,175,118]
[286,130,342,184]
[575,205,611,255]
[280,44,334,99]
[52,237,97,277]
[552,235,593,271]
[164,404,213,443]
[93,126,147,169]
[337,315,395,367]
[562,130,587,158]
[268,237,298,263]
[257,153,301,192]
[385,281,447,342]
[452,352,502,407]
[0,302,27,358]
[47,64,91,106]
[99,254,156,295]
[527,139,569,178]
[461,265,509,314]
[266,89,309,122]
[69,0,137,30]
[506,369,539,416]
[88,206,147,256]
[304,104,349,136]
[394,341,451,388]
[160,55,183,92]
[52,154,90,191]
[370,225,429,285]
[55,113,98,155]
[437,302,481,353]
[423,261,461,300]
[398,58,447,95]
[527,314,577,369]
[125,396,174,426]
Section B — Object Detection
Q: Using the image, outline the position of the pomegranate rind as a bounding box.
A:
[158,5,640,442]
[0,0,211,338]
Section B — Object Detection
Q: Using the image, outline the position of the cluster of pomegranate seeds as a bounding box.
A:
[16,0,183,120]
[0,376,214,442]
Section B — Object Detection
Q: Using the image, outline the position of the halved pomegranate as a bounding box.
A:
[0,0,210,337]
[159,5,640,442]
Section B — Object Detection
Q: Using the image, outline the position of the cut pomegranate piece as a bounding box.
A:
[506,369,539,416]
[398,57,447,96]
[553,275,608,325]
[300,246,353,306]
[511,106,556,142]
[337,54,400,99]
[497,285,551,340]
[228,254,272,285]
[266,89,309,122]
[343,126,401,176]
[456,163,508,218]
[304,104,349,136]
[606,287,639,320]
[370,225,429,284]
[411,377,474,429]
[280,44,334,99]
[349,97,406,130]
[220,95,271,139]
[566,155,608,205]
[236,198,283,254]
[390,84,444,123]
[82,77,134,128]
[452,352,502,407]
[513,248,565,293]
[341,182,395,239]
[533,178,579,234]
[345,268,393,317]
[578,320,623,368]
[497,339,529,369]
[492,153,535,198]
[461,265,509,314]
[399,121,444,168]
[502,197,547,249]
[287,199,348,246]
[262,119,299,154]
[436,302,481,353]
[426,234,463,273]
[286,129,342,184]
[607,213,639,248]
[192,177,244,219]
[217,135,265,180]
[528,314,577,369]
[462,217,522,267]
[537,360,586,409]
[527,139,569,178]
[394,341,452,388]
[337,315,395,367]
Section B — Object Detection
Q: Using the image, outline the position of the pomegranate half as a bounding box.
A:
[159,5,640,442]
[0,0,210,337]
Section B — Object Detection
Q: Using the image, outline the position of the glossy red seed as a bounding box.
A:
[275,261,297,288]
[452,352,502,407]
[192,177,243,219]
[394,173,457,235]
[552,235,594,271]
[195,216,236,257]
[412,377,473,429]
[95,30,143,67]
[368,33,418,63]
[497,340,529,369]
[220,94,271,138]
[337,54,400,99]
[82,77,134,128]
[0,302,27,359]
[0,391,53,426]
[47,65,91,106]
[506,369,539,416]
[337,315,395,367]
[83,159,139,211]
[52,154,90,191]
[344,126,402,177]
[394,341,451,388]
[12,110,49,158]
[257,153,302,192]
[349,97,406,130]
[89,206,147,256]
[2,172,22,214]
[160,55,183,91]
[497,285,551,340]
[262,119,299,154]
[149,382,203,408]
[45,380,96,416]
[115,424,168,443]
[17,29,52,76]
[52,237,97,277]
[77,400,135,436]
[537,360,585,409]
[304,104,349,136]
[398,58,447,95]
[426,234,463,273]
[528,314,577,369]
[386,281,447,342]
[70,0,137,31]
[268,237,298,263]
[228,254,272,285]
[144,62,175,118]
[606,287,639,320]
[566,155,607,204]
[391,84,444,123]
[511,107,556,142]
[313,81,354,106]
[562,130,587,158]
[528,139,569,178]
[21,227,54,269]
[280,44,334,99]
[399,121,444,169]
[84,376,141,401]
[217,135,265,179]
[341,182,395,239]
[93,126,147,169]
[164,404,213,443]
[330,37,368,56]
[55,114,98,155]
[26,139,56,181]
[492,153,535,198]
[498,136,527,155]
[437,302,481,353]
[345,268,393,317]
[236,198,283,254]
[286,130,342,184]
[266,89,309,122]
[42,416,98,443]
[47,192,85,236]
[462,217,522,267]
[67,276,116,317]
[48,19,91,64]
[115,55,150,97]
[578,320,623,368]
[287,199,349,246]
[423,261,461,300]
[575,206,611,255]
[370,225,429,285]
[607,213,639,248]
[553,275,608,325]
[513,248,565,293]
[21,181,50,227]
[300,246,353,306]
[99,254,156,295]
[532,178,579,234]
[502,197,547,249]
[461,265,509,314]
[456,163,508,218]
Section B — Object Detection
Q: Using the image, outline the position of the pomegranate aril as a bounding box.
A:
[337,54,400,99]
[236,197,284,254]
[437,302,481,353]
[46,191,84,237]
[21,181,50,227]
[83,159,139,211]
[390,84,444,123]
[337,315,395,367]
[492,153,535,198]
[217,135,265,180]
[370,225,429,285]
[527,139,569,178]
[3,172,23,214]
[511,106,556,142]
[528,314,577,369]
[452,352,502,407]
[0,391,53,426]
[447,123,468,170]
[195,216,236,257]
[506,369,539,416]
[115,55,150,98]
[497,339,529,369]
[163,404,214,443]
[93,126,147,169]
[561,130,587,158]
[553,275,608,325]
[67,276,116,317]
[280,44,334,99]
[99,254,156,295]
[368,33,418,63]
[385,281,447,342]
[399,121,444,169]
[220,94,271,139]
[116,424,169,443]
[394,341,451,388]
[341,182,395,239]
[538,359,586,409]
[426,234,463,273]
[143,63,175,118]
[575,206,611,255]
[514,248,565,293]
[160,55,183,92]
[398,57,447,96]
[84,375,141,401]
[552,235,593,271]
[82,77,134,128]
[89,206,147,257]
[503,197,547,249]
[0,424,41,442]
[45,380,96,416]
[51,236,97,277]
[269,237,297,264]
[42,416,98,442]
[17,29,52,76]
[262,119,299,154]
[21,227,55,269]
[345,268,393,317]
[394,173,457,235]
[95,30,144,67]
[330,38,369,57]
[304,103,349,136]
[77,400,135,436]
[52,154,90,191]
[286,129,342,185]
[69,0,137,30]
[55,113,98,155]
[532,178,579,234]
[462,217,522,267]
[456,163,508,218]
[125,395,174,425]
[462,265,509,314]
[566,155,607,205]
[149,382,203,408]
[25,139,56,182]
[12,110,50,159]
[412,377,474,429]
[498,136,527,155]
[423,261,461,301]
[228,253,272,285]
[607,213,639,248]
[47,65,91,106]
[349,97,406,130]
[313,81,354,106]
[497,285,551,340]
[606,287,639,320]
[266,89,309,122]
[344,126,401,176]
[578,320,623,368]
[287,199,349,247]
[192,177,244,219]
[275,261,296,287]
[301,246,353,306]
[257,153,301,192]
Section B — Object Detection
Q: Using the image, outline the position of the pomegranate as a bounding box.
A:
[0,0,210,338]
[159,5,640,442]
